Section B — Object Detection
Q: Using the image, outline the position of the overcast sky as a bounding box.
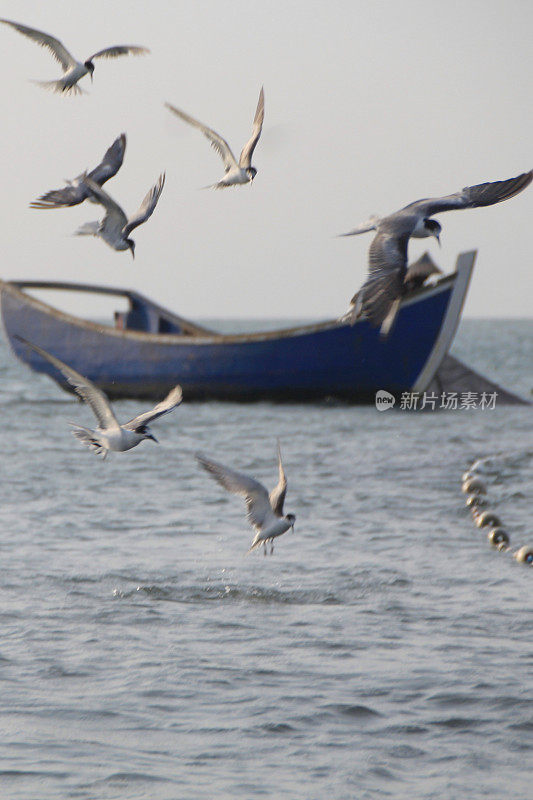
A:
[0,0,531,319]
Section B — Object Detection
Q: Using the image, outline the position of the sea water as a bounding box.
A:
[0,320,531,800]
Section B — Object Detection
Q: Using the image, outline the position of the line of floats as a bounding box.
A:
[461,465,532,567]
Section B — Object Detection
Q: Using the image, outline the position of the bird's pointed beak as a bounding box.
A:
[435,233,441,248]
[148,433,158,443]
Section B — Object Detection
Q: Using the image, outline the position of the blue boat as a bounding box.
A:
[0,251,475,401]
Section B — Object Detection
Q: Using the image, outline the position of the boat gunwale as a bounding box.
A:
[0,270,458,346]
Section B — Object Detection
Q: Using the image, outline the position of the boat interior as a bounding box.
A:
[11,280,216,337]
[9,266,453,340]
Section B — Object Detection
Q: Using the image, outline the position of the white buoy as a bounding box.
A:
[466,494,488,510]
[462,477,487,495]
[514,545,533,565]
[476,510,503,529]
[488,528,510,547]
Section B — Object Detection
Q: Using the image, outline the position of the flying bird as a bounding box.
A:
[196,443,295,555]
[0,18,149,94]
[165,87,264,188]
[30,133,126,209]
[340,170,532,336]
[15,336,182,458]
[74,173,165,258]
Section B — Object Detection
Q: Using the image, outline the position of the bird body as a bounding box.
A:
[70,422,148,454]
[196,443,295,555]
[341,170,532,335]
[216,166,255,188]
[36,62,90,95]
[0,18,148,94]
[75,174,165,257]
[30,134,126,209]
[15,337,182,458]
[165,87,264,188]
[249,516,295,553]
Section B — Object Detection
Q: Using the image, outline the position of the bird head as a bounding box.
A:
[286,513,296,532]
[424,218,441,246]
[84,60,95,82]
[127,239,136,259]
[246,167,257,182]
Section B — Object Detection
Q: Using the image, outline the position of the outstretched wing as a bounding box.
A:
[165,102,238,172]
[123,385,182,431]
[88,133,126,184]
[123,173,165,235]
[31,182,87,210]
[30,134,126,210]
[404,170,532,217]
[0,19,76,71]
[196,454,276,532]
[87,45,149,60]
[238,86,264,168]
[268,440,287,516]
[356,229,409,331]
[14,336,120,429]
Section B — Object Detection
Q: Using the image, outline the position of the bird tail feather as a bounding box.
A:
[339,215,381,237]
[31,79,85,96]
[69,424,106,457]
[74,221,99,237]
[246,535,263,554]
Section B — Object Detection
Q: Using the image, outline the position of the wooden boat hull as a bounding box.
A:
[0,253,475,401]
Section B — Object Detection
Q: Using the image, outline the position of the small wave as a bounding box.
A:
[429,716,486,730]
[382,724,429,735]
[325,702,382,719]
[387,744,426,758]
[468,450,532,477]
[0,769,69,779]
[116,585,175,601]
[508,720,533,732]
[112,582,344,606]
[368,765,399,781]
[40,664,91,679]
[427,692,481,707]
[88,771,173,788]
[259,722,296,734]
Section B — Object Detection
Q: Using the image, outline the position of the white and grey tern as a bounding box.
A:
[196,443,295,554]
[0,18,149,95]
[30,133,126,209]
[15,336,182,458]
[165,87,264,188]
[75,173,165,258]
[340,170,533,336]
